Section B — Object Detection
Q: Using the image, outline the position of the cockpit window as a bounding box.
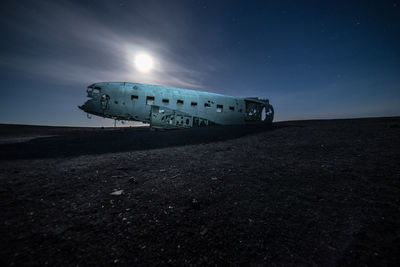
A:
[87,87,100,98]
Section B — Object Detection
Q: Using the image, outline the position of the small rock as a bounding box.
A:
[191,198,200,210]
[128,177,137,184]
[200,228,208,235]
[110,190,124,196]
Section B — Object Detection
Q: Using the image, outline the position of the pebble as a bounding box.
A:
[191,198,200,210]
[110,190,123,196]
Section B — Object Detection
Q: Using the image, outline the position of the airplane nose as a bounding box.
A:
[78,100,91,112]
[79,98,102,116]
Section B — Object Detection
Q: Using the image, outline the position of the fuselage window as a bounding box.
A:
[229,106,235,111]
[146,96,155,105]
[216,104,223,113]
[162,98,169,104]
[191,102,197,107]
[131,95,138,100]
[204,103,211,108]
[177,99,184,105]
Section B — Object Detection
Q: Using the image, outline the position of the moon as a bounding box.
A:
[134,53,154,73]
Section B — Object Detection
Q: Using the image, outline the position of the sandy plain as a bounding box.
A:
[0,117,399,266]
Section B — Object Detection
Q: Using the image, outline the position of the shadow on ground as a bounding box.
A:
[0,124,279,160]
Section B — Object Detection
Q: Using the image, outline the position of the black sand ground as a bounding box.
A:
[0,117,399,266]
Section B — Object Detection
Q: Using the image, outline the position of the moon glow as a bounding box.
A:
[134,53,154,73]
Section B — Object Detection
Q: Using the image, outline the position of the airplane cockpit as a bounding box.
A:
[79,84,104,117]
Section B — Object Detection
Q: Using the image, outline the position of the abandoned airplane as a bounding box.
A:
[79,82,274,130]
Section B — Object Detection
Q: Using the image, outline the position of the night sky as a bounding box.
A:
[1,0,399,126]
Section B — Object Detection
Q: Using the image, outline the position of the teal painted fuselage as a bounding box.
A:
[79,82,273,129]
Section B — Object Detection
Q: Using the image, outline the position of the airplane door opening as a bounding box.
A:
[261,107,266,121]
[101,94,110,110]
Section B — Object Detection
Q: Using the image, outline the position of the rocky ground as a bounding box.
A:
[0,117,399,266]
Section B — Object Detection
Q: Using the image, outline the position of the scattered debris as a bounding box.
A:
[110,190,123,196]
[211,177,218,181]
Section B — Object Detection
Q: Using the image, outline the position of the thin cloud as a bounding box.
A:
[0,0,211,89]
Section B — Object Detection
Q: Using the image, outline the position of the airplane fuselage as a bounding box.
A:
[79,82,273,129]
